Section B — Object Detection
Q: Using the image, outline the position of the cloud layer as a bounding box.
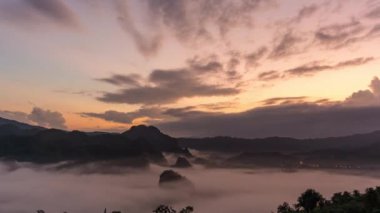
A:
[0,0,379,138]
[83,76,380,138]
[98,57,243,105]
[156,76,380,138]
[2,164,380,213]
[0,0,81,29]
[0,107,67,129]
[258,57,375,81]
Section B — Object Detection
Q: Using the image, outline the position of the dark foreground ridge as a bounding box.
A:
[33,186,380,213]
[36,205,194,213]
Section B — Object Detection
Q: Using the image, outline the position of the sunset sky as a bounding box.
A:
[1,0,380,138]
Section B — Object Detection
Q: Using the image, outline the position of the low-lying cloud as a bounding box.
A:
[0,163,379,213]
[344,76,380,107]
[80,107,162,125]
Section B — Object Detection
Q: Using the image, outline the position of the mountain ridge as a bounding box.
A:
[2,116,380,168]
[0,117,184,165]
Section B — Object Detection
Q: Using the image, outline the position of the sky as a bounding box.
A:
[1,0,380,138]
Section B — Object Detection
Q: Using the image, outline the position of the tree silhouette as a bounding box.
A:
[153,205,194,213]
[364,187,380,210]
[179,206,194,213]
[277,187,380,212]
[277,202,294,213]
[331,191,353,205]
[296,189,324,212]
[153,205,177,213]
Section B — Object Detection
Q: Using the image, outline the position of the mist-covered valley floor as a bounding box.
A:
[2,161,380,213]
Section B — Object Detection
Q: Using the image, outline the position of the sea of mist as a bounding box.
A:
[1,162,380,213]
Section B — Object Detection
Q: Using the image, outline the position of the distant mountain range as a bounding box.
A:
[2,116,380,169]
[0,117,188,166]
[179,132,380,168]
[178,131,380,153]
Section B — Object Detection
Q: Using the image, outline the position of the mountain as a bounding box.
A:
[0,118,185,165]
[225,152,299,168]
[179,131,380,169]
[122,125,189,154]
[0,128,161,165]
[178,131,380,153]
[0,117,44,136]
[3,116,380,169]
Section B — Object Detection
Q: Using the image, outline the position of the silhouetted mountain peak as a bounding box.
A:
[123,125,184,153]
[159,170,194,190]
[122,125,170,142]
[0,117,33,129]
[124,125,162,138]
[0,117,44,136]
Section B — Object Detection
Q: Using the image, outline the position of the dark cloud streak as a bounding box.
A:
[115,0,275,56]
[98,74,142,87]
[0,0,81,29]
[293,4,319,23]
[285,57,375,76]
[25,0,80,27]
[245,46,267,67]
[261,96,308,105]
[98,68,241,105]
[114,0,162,57]
[257,70,281,81]
[269,30,304,59]
[258,57,375,81]
[80,107,162,124]
[365,6,380,19]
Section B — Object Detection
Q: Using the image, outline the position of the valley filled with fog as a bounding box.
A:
[1,162,380,213]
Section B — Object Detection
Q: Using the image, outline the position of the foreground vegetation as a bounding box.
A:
[36,205,194,213]
[277,187,380,213]
[35,186,380,212]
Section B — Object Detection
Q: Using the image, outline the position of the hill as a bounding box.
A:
[0,117,44,136]
[178,131,380,153]
[0,117,187,166]
[3,116,380,169]
[178,132,380,169]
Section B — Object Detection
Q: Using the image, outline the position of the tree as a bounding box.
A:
[179,206,194,213]
[277,187,380,213]
[296,189,324,212]
[153,205,177,213]
[364,187,380,209]
[277,202,294,213]
[153,205,194,213]
[331,191,353,205]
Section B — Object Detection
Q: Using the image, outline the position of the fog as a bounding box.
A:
[1,163,380,213]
